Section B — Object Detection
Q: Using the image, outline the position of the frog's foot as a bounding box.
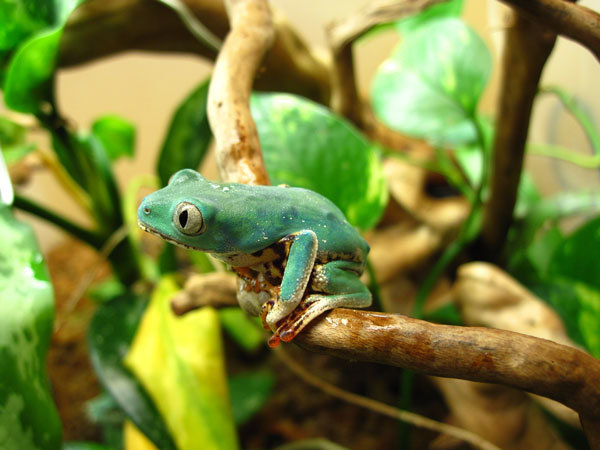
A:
[267,292,371,348]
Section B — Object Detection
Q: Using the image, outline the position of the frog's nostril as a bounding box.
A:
[143,207,151,215]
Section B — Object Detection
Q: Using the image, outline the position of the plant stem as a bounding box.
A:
[13,194,103,248]
[528,143,600,168]
[539,85,600,154]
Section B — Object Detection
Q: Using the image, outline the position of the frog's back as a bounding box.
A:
[230,183,369,262]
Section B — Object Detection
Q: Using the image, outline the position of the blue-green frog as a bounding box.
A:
[137,169,371,347]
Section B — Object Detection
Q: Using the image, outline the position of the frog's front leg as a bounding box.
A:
[271,260,372,346]
[264,230,317,330]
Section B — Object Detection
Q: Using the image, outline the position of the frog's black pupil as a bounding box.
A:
[179,210,188,228]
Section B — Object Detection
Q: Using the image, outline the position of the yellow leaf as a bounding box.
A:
[124,420,158,450]
[125,276,238,450]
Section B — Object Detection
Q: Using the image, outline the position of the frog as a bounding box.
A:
[137,169,371,347]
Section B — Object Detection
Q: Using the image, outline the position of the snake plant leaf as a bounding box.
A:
[157,79,212,187]
[371,18,491,147]
[125,277,239,450]
[251,92,388,230]
[3,0,85,113]
[88,293,177,450]
[0,204,61,450]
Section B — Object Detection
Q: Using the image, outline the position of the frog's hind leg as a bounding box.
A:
[270,260,371,346]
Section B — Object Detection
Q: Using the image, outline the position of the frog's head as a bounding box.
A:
[137,169,226,252]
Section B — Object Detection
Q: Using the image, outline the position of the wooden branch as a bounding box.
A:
[60,0,330,104]
[206,0,273,185]
[295,309,600,439]
[325,0,445,127]
[479,12,556,260]
[498,0,600,61]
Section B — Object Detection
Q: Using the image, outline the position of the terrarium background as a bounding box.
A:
[12,0,600,251]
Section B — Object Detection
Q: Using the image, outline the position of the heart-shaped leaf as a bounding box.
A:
[371,18,491,147]
[251,93,388,230]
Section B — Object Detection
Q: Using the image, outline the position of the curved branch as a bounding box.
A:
[60,0,330,104]
[295,309,600,428]
[207,0,273,185]
[498,0,600,61]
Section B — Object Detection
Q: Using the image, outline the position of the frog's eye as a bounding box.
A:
[173,202,204,235]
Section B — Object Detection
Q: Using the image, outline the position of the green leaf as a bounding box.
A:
[573,282,600,357]
[229,370,275,425]
[0,204,61,450]
[371,18,491,147]
[219,308,264,353]
[124,277,239,450]
[527,282,587,349]
[251,92,388,230]
[547,215,600,290]
[92,115,136,161]
[3,0,85,113]
[525,225,563,278]
[62,443,113,450]
[88,293,177,450]
[0,116,36,165]
[396,0,464,35]
[0,1,52,52]
[157,79,212,186]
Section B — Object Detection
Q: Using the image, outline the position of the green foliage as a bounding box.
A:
[371,18,491,147]
[157,79,212,187]
[229,370,275,425]
[88,293,177,450]
[219,308,265,353]
[62,443,113,450]
[396,0,464,35]
[0,204,61,450]
[3,0,85,113]
[251,92,388,230]
[510,216,600,357]
[92,115,136,161]
[0,116,35,165]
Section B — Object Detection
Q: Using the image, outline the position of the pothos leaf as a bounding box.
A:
[251,92,388,230]
[371,18,491,147]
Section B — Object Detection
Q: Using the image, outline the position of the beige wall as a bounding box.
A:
[12,0,600,250]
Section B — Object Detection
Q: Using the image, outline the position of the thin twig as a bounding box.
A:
[275,346,501,450]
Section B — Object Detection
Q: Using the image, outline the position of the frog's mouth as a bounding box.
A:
[137,220,202,251]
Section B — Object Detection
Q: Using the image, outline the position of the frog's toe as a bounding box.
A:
[265,299,299,331]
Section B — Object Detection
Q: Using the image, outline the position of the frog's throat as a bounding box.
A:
[137,220,202,251]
